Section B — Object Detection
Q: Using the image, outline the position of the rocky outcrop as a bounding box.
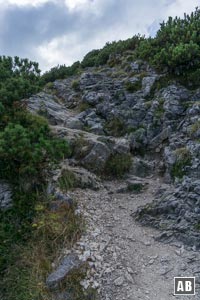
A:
[0,181,12,210]
[135,177,200,249]
[25,92,72,125]
[25,59,200,249]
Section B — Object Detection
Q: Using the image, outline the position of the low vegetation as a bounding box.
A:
[171,147,192,179]
[136,8,200,87]
[104,153,132,178]
[127,182,143,193]
[58,169,77,192]
[1,202,84,300]
[41,8,200,88]
[125,79,142,93]
[104,117,126,137]
[0,56,83,299]
[71,79,80,91]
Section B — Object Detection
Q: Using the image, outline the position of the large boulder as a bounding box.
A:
[25,92,70,125]
[81,141,111,173]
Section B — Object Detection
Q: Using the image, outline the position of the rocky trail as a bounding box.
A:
[70,176,200,300]
[24,62,200,299]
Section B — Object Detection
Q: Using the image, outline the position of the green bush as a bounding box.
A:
[104,117,126,137]
[58,169,77,192]
[127,182,143,193]
[125,79,142,92]
[189,121,200,138]
[171,147,192,179]
[136,8,200,87]
[71,79,80,91]
[0,114,70,183]
[81,35,143,68]
[81,49,100,68]
[105,153,132,178]
[0,56,42,106]
[42,61,81,83]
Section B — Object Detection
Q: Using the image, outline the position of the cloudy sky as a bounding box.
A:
[0,0,199,71]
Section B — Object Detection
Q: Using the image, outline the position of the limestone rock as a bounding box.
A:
[46,253,82,290]
[0,181,12,210]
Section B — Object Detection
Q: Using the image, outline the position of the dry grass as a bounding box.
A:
[1,202,85,300]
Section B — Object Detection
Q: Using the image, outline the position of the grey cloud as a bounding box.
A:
[0,1,79,55]
[0,0,192,70]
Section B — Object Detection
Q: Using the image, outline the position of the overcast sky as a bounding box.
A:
[0,0,199,71]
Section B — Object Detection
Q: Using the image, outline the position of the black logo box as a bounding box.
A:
[174,277,195,295]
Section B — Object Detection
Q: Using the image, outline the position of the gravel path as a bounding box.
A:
[69,176,200,300]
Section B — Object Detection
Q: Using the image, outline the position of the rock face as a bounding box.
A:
[135,177,200,249]
[25,59,200,248]
[25,92,74,125]
[0,181,12,210]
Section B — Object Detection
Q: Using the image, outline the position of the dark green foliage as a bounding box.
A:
[125,79,142,92]
[42,61,81,83]
[0,112,70,183]
[0,56,41,106]
[81,49,100,68]
[0,56,73,299]
[127,182,143,193]
[171,147,192,179]
[71,79,80,91]
[42,8,200,89]
[81,35,143,68]
[136,8,200,87]
[105,153,132,178]
[104,117,126,137]
[58,169,76,192]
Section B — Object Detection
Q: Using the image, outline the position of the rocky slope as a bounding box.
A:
[23,58,200,299]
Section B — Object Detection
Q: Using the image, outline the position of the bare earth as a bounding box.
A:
[69,176,200,300]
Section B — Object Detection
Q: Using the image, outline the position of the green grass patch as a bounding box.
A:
[125,79,142,93]
[104,153,132,178]
[104,117,126,137]
[0,201,84,300]
[171,147,192,179]
[127,182,143,193]
[58,169,77,192]
[71,80,80,91]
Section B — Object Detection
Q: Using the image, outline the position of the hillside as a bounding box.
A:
[0,8,200,300]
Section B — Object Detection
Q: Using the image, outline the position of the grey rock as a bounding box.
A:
[0,181,12,210]
[135,178,200,248]
[130,61,140,72]
[83,91,110,105]
[149,127,171,149]
[46,253,82,290]
[131,158,155,178]
[81,142,111,173]
[50,193,74,211]
[114,276,124,286]
[25,92,70,125]
[113,138,130,154]
[66,166,101,190]
[142,75,158,97]
[162,85,189,119]
[66,117,84,130]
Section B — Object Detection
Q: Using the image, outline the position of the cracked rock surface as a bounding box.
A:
[69,177,200,300]
[24,61,200,299]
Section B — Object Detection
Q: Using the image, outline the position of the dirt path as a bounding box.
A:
[69,177,200,300]
[49,102,200,299]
